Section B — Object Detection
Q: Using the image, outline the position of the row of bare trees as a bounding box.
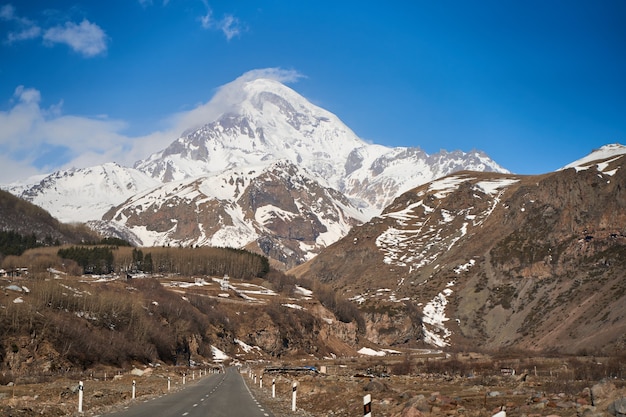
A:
[1,245,270,279]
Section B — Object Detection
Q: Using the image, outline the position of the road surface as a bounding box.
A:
[103,367,274,417]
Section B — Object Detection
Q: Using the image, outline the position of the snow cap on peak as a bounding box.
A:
[168,68,306,135]
[561,143,626,171]
[210,68,306,116]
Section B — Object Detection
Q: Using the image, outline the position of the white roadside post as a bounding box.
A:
[291,381,297,411]
[78,381,84,413]
[167,376,171,391]
[272,378,276,398]
[183,373,186,385]
[132,380,136,399]
[192,371,195,380]
[363,394,372,417]
[260,374,263,388]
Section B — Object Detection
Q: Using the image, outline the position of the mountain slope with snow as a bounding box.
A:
[560,143,626,172]
[100,161,366,267]
[3,75,509,266]
[134,78,370,187]
[4,76,508,227]
[6,163,161,223]
[134,77,508,211]
[294,145,626,352]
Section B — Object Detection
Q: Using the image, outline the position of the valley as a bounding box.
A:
[0,75,624,416]
[0,268,624,416]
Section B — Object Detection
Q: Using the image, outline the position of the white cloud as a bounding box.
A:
[199,1,242,40]
[43,19,107,57]
[7,25,41,43]
[0,84,195,183]
[236,68,305,84]
[199,8,212,28]
[219,14,241,40]
[137,0,241,39]
[0,4,107,56]
[0,86,128,182]
[1,3,42,44]
[0,68,304,184]
[0,4,14,19]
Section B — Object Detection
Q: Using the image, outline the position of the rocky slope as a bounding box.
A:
[293,144,626,353]
[101,161,366,268]
[0,189,95,247]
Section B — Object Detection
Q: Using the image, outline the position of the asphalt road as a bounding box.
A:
[103,367,274,417]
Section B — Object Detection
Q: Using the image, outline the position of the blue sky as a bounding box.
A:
[0,1,624,183]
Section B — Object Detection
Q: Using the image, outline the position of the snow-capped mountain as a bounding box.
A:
[342,145,504,210]
[295,144,626,351]
[6,163,160,223]
[3,74,508,265]
[560,143,626,171]
[134,77,508,210]
[135,78,369,188]
[98,160,366,267]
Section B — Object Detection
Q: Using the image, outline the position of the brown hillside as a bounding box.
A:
[293,155,626,354]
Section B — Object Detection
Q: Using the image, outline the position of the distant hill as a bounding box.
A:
[0,189,96,255]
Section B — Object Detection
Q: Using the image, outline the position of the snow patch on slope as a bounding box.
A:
[421,281,455,347]
[561,143,626,173]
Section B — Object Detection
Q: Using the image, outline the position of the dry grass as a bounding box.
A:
[247,354,626,417]
[1,353,625,417]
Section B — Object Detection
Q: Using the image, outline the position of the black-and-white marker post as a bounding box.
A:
[292,381,297,412]
[78,381,84,413]
[363,394,372,417]
[167,376,171,391]
[260,374,263,388]
[272,378,276,398]
[132,380,136,399]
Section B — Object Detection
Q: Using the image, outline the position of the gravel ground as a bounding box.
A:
[1,363,624,417]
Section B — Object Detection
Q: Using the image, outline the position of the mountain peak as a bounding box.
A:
[5,71,511,266]
[561,143,626,171]
[135,74,509,213]
[135,76,367,186]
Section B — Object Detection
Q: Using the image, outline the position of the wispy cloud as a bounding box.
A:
[1,4,42,44]
[0,86,132,182]
[136,0,242,40]
[0,84,186,183]
[0,68,303,184]
[7,25,41,43]
[165,68,305,131]
[218,14,241,40]
[137,0,170,7]
[0,4,107,57]
[43,19,107,57]
[199,1,242,40]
